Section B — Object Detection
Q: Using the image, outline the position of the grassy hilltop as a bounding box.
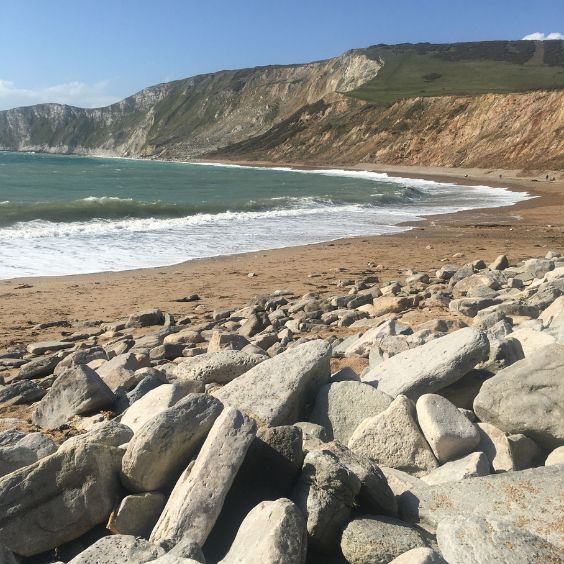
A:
[351,40,564,104]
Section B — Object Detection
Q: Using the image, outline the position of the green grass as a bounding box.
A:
[350,42,564,105]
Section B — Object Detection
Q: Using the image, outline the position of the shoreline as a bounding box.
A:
[0,162,562,349]
[0,156,547,282]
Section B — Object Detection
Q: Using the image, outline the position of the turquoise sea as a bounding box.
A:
[0,152,530,279]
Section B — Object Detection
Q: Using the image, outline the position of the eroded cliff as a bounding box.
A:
[211,90,564,170]
[0,50,380,158]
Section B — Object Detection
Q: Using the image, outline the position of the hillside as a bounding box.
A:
[0,40,563,169]
[351,40,564,104]
[210,90,564,170]
[0,50,380,158]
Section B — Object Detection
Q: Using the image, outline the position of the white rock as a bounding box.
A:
[219,499,306,564]
[121,394,223,491]
[173,351,264,385]
[349,395,438,476]
[476,422,515,472]
[421,452,490,485]
[120,384,188,433]
[363,328,489,400]
[416,394,480,463]
[212,340,330,426]
[473,344,564,449]
[31,365,115,430]
[291,450,360,553]
[108,493,166,537]
[309,381,392,443]
[68,535,164,563]
[437,515,562,563]
[341,516,428,564]
[510,327,556,356]
[402,465,564,548]
[150,407,256,546]
[545,446,564,466]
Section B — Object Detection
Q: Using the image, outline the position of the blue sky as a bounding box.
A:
[1,0,563,110]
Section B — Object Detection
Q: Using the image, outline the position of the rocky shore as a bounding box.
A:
[0,250,563,563]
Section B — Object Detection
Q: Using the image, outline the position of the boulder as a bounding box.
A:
[292,450,360,553]
[174,351,264,385]
[120,384,190,433]
[400,465,564,547]
[27,340,73,355]
[207,331,250,353]
[0,431,57,477]
[437,515,562,563]
[489,254,509,270]
[108,493,166,537]
[476,422,515,472]
[363,328,489,400]
[539,295,564,326]
[60,420,133,451]
[545,446,564,466]
[96,353,150,392]
[316,440,398,516]
[449,297,501,317]
[16,354,60,380]
[420,452,490,485]
[68,535,164,563]
[150,407,256,546]
[341,516,428,564]
[473,344,564,449]
[121,393,223,491]
[0,442,122,556]
[32,365,115,429]
[371,296,413,317]
[219,499,307,564]
[510,327,556,356]
[54,346,107,375]
[309,381,392,444]
[115,373,165,413]
[381,466,427,497]
[452,271,504,297]
[348,395,438,476]
[415,394,480,463]
[508,433,544,470]
[149,539,205,563]
[343,320,398,357]
[126,309,164,328]
[0,380,46,406]
[212,340,331,426]
[204,425,304,562]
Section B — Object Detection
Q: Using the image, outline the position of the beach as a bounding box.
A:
[1,164,563,351]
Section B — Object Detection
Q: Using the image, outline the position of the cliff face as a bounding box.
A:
[0,50,380,158]
[212,90,564,170]
[1,41,563,170]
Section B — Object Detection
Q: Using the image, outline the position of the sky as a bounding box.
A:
[1,0,563,111]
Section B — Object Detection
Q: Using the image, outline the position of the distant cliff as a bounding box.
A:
[0,50,380,158]
[1,40,563,170]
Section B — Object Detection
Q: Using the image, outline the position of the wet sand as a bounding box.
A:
[1,164,563,350]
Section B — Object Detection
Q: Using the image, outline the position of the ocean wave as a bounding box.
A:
[0,203,372,240]
[0,189,431,227]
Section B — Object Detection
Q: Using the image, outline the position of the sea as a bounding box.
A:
[0,151,531,279]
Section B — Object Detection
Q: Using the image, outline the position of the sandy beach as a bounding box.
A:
[1,164,563,351]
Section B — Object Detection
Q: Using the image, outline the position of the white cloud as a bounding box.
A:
[0,79,121,111]
[522,32,564,40]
